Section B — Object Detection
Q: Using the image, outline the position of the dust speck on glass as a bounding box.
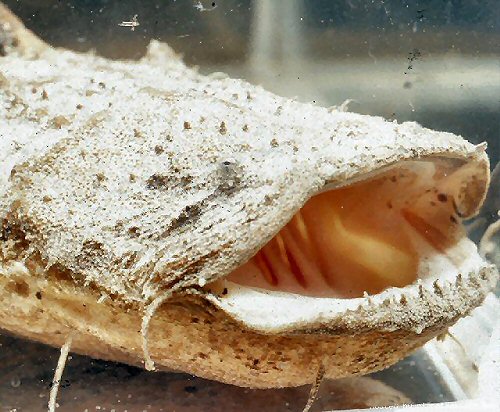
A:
[1,1,499,411]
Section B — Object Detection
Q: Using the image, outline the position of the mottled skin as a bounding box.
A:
[0,3,497,388]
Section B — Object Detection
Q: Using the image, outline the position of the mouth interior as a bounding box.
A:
[225,160,470,298]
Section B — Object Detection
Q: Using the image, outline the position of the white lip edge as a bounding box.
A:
[204,237,499,335]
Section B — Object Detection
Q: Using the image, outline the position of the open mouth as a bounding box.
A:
[219,159,478,299]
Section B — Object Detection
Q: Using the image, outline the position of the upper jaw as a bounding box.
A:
[0,22,492,305]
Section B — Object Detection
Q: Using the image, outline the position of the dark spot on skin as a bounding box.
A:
[219,121,227,135]
[122,252,138,269]
[191,317,199,323]
[9,280,30,297]
[35,291,42,300]
[129,173,136,182]
[41,90,48,100]
[270,138,278,147]
[450,215,458,224]
[127,226,140,237]
[98,82,106,89]
[51,115,70,129]
[390,176,397,182]
[253,359,259,366]
[46,263,73,282]
[218,161,242,195]
[184,121,191,130]
[184,385,198,394]
[222,288,228,295]
[146,174,171,190]
[212,2,216,7]
[154,145,164,155]
[264,195,273,206]
[437,193,448,202]
[430,201,436,206]
[403,81,412,89]
[134,129,142,138]
[242,124,249,132]
[166,204,202,234]
[386,201,393,209]
[76,104,83,110]
[180,175,193,186]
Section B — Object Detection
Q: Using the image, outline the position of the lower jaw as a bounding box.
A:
[0,244,495,388]
[205,235,495,334]
[0,266,461,388]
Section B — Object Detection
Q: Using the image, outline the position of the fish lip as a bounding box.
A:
[203,236,498,335]
[319,153,490,219]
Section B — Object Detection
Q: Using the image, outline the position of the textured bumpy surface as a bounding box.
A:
[0,3,498,388]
